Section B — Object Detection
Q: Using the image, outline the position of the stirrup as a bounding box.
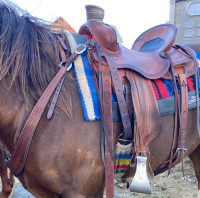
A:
[130,156,154,194]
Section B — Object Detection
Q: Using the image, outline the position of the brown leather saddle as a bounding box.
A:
[79,4,199,196]
[80,22,195,79]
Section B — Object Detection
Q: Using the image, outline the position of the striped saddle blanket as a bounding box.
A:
[65,31,200,176]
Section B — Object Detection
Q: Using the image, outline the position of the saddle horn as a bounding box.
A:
[85,5,104,22]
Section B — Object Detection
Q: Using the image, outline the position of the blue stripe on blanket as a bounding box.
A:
[65,31,100,121]
[80,52,100,120]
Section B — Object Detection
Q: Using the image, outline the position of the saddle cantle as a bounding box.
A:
[132,24,196,79]
[132,24,177,52]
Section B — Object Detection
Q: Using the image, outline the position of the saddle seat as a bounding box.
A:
[79,22,196,80]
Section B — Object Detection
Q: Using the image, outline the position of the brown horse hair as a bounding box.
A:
[0,1,59,99]
[0,0,74,117]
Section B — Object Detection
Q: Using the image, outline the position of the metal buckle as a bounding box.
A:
[160,52,167,58]
[74,44,87,54]
[59,62,63,67]
[174,147,188,156]
[175,65,187,78]
[66,63,73,71]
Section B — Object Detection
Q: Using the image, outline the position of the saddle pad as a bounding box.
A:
[152,75,196,100]
[64,31,100,121]
[66,31,200,121]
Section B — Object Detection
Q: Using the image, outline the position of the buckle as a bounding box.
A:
[66,63,73,71]
[75,44,87,54]
[59,62,63,67]
[175,65,187,78]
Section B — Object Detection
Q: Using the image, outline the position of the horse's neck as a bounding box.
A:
[0,81,34,153]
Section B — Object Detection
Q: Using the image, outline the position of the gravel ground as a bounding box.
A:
[114,157,198,198]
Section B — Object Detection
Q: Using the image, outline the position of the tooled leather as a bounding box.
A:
[126,71,161,154]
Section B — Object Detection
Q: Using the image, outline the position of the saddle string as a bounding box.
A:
[162,52,180,176]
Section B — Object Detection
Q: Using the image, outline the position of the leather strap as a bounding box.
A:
[56,35,68,51]
[99,50,133,141]
[168,73,188,167]
[47,36,70,119]
[155,73,189,175]
[47,76,66,119]
[7,43,88,175]
[178,73,188,159]
[167,46,197,175]
[102,63,114,198]
[175,45,200,137]
[94,43,114,198]
[7,66,68,175]
[166,54,180,175]
[155,49,192,175]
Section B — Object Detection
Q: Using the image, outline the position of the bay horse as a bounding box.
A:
[0,1,200,198]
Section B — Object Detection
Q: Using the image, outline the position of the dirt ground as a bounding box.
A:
[114,157,198,198]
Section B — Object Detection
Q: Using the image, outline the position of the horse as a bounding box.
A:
[0,1,200,198]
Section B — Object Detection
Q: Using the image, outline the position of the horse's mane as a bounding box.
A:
[0,0,62,102]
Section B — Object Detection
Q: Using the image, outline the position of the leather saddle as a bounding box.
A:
[79,22,196,80]
[79,5,199,196]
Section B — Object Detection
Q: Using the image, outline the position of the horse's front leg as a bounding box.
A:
[0,149,15,198]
